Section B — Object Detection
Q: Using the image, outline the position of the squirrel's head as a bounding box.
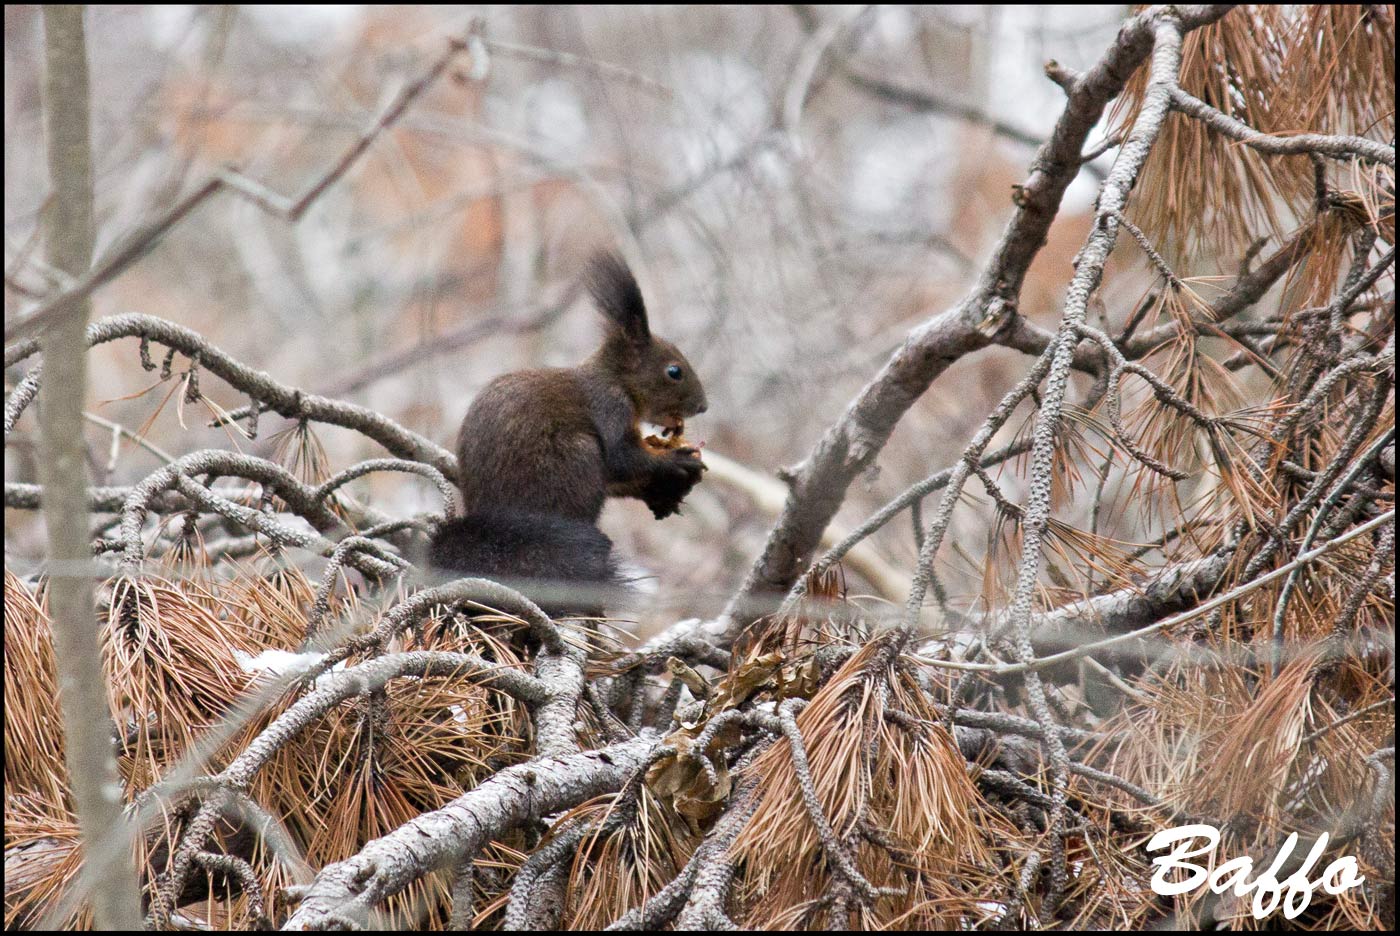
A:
[585,252,707,430]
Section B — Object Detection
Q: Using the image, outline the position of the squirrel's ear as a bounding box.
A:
[587,251,650,346]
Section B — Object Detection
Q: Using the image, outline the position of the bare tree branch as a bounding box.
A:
[724,4,1235,629]
[33,6,143,927]
[282,735,662,929]
[7,313,457,476]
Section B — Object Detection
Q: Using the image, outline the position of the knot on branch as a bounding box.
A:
[974,296,1018,339]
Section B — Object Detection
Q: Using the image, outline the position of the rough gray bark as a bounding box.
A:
[35,5,143,929]
[1027,554,1231,660]
[281,735,661,929]
[990,20,1194,906]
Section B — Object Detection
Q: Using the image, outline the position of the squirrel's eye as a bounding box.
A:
[666,364,683,381]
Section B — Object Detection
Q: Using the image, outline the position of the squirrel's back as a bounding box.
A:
[455,367,614,523]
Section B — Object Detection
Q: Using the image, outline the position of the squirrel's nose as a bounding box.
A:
[696,402,708,414]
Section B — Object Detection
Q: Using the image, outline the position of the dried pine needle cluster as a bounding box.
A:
[4,565,533,929]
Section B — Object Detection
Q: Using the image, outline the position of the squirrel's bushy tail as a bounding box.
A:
[427,508,620,616]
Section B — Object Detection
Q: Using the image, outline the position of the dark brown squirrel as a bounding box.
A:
[428,252,708,600]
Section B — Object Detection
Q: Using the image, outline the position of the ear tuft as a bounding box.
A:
[587,251,650,343]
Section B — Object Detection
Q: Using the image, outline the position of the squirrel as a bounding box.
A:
[428,252,708,611]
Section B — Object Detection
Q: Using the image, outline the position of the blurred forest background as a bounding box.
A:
[7,4,1142,632]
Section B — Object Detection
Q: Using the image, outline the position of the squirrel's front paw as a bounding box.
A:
[643,449,705,518]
